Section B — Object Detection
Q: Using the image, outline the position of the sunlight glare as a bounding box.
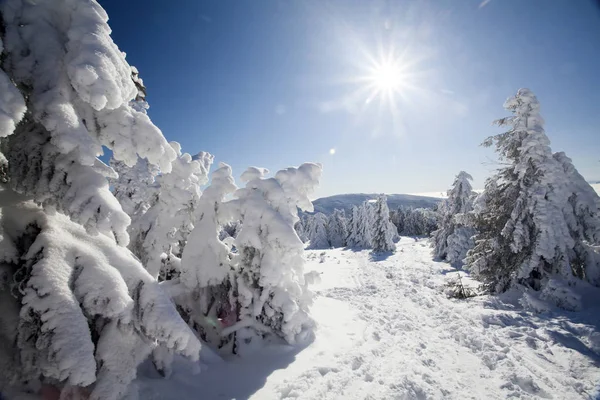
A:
[371,63,405,91]
[329,148,336,155]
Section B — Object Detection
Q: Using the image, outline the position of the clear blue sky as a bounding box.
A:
[99,0,600,198]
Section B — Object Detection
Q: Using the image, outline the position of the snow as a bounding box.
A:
[137,237,600,399]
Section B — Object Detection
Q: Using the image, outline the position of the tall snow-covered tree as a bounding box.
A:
[371,194,396,252]
[431,171,476,266]
[128,144,212,280]
[465,88,589,297]
[553,151,600,285]
[165,163,240,358]
[307,212,330,249]
[357,201,374,248]
[110,157,159,220]
[346,206,363,248]
[227,164,322,353]
[327,208,348,248]
[0,1,200,398]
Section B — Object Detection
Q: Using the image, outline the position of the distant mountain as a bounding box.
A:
[311,193,442,215]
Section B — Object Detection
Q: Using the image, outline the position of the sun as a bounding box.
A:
[370,62,406,92]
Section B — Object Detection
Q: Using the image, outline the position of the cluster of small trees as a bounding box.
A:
[299,195,397,252]
[390,207,439,237]
[0,2,321,399]
[433,89,600,310]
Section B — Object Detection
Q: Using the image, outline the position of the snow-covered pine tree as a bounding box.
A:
[110,157,159,221]
[553,152,600,285]
[431,171,476,266]
[357,201,373,248]
[465,88,579,296]
[308,212,330,249]
[402,208,420,236]
[108,67,159,222]
[391,207,407,236]
[128,143,213,280]
[0,1,200,398]
[346,205,362,248]
[371,194,396,252]
[295,215,310,243]
[175,163,238,355]
[327,208,348,248]
[227,164,322,353]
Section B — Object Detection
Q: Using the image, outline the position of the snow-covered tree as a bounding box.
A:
[128,143,212,280]
[431,171,476,266]
[390,207,406,236]
[170,163,239,356]
[401,208,439,236]
[357,201,374,248]
[110,157,159,221]
[308,212,330,249]
[327,209,348,248]
[227,164,322,353]
[553,152,600,285]
[346,206,363,248]
[465,88,589,297]
[295,216,309,243]
[371,194,395,252]
[0,1,200,397]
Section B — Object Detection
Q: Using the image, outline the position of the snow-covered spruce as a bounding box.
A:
[357,201,374,248]
[173,163,239,355]
[345,205,362,248]
[371,194,396,253]
[128,143,212,280]
[0,0,179,246]
[110,157,159,220]
[465,88,600,305]
[307,212,330,249]
[0,2,201,398]
[327,209,348,248]
[0,189,201,399]
[227,163,322,353]
[431,171,476,267]
[552,152,600,285]
[399,207,439,236]
[294,216,308,243]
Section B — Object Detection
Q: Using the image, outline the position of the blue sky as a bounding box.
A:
[100,0,600,198]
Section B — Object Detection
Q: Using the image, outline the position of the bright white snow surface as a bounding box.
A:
[137,238,600,399]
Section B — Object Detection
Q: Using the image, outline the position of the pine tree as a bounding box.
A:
[357,201,373,248]
[0,2,200,397]
[110,157,159,221]
[371,194,396,252]
[128,144,212,280]
[346,206,363,247]
[465,88,580,295]
[553,152,600,285]
[308,212,330,249]
[327,209,348,248]
[227,164,322,353]
[431,171,476,266]
[175,163,238,356]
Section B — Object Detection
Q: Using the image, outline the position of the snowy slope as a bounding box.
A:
[592,183,600,196]
[137,238,600,399]
[312,193,441,215]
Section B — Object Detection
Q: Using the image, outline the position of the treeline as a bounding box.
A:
[298,196,440,251]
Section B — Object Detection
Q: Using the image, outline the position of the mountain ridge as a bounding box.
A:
[311,193,441,215]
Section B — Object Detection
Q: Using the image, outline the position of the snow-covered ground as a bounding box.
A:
[137,238,600,399]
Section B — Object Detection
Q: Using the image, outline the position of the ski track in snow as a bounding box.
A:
[138,238,600,400]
